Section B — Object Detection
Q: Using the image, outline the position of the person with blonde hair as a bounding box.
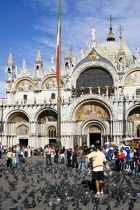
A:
[6,148,13,168]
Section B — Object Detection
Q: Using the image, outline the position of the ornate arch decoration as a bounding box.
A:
[81,119,109,136]
[16,124,29,135]
[48,126,56,138]
[5,109,30,122]
[14,77,35,92]
[41,76,65,90]
[122,68,140,86]
[71,61,118,87]
[35,108,57,122]
[69,95,117,121]
[127,105,140,121]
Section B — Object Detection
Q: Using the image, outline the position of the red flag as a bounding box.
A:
[56,0,61,85]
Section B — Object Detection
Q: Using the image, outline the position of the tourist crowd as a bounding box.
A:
[0,141,139,177]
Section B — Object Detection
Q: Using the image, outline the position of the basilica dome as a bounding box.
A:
[95,39,134,68]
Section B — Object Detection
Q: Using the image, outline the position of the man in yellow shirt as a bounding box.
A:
[81,145,106,197]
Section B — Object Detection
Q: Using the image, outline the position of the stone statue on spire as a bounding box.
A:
[136,47,139,60]
[91,25,96,46]
[51,56,54,69]
[21,59,28,75]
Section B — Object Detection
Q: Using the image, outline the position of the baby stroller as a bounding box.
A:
[19,153,26,163]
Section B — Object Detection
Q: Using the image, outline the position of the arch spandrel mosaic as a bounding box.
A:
[76,103,109,120]
[16,80,34,91]
[128,108,140,121]
[38,110,57,122]
[8,113,29,123]
[125,71,140,85]
[42,77,64,90]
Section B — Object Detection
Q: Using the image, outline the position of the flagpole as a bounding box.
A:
[56,0,62,148]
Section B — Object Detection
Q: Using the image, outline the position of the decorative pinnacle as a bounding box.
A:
[7,49,14,66]
[118,24,123,40]
[36,49,42,62]
[108,15,114,32]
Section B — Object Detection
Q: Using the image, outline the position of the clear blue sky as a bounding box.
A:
[0,0,140,97]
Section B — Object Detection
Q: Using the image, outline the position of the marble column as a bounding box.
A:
[97,87,101,95]
[105,86,109,96]
[89,87,93,94]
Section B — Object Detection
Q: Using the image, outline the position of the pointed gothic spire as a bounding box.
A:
[36,50,42,63]
[7,50,14,67]
[107,15,115,41]
[118,24,125,55]
[65,47,72,58]
[6,50,15,80]
[119,24,123,40]
[35,50,43,70]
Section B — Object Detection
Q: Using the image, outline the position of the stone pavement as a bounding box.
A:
[0,154,140,210]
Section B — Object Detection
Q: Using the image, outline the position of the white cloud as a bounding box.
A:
[1,0,140,99]
[0,81,5,98]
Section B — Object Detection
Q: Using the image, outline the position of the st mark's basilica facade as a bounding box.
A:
[0,21,140,148]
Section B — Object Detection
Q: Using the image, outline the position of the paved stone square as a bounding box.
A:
[0,155,140,210]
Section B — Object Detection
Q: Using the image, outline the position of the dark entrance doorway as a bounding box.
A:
[90,133,101,146]
[19,139,28,147]
[49,139,56,145]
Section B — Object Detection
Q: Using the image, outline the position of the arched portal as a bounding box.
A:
[7,112,29,146]
[82,120,107,146]
[37,110,57,145]
[73,101,111,146]
[127,107,140,137]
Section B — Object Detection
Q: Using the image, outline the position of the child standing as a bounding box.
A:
[6,148,13,168]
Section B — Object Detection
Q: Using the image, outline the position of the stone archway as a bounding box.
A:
[72,100,111,146]
[7,112,29,146]
[36,110,57,138]
[127,107,140,137]
[82,120,107,146]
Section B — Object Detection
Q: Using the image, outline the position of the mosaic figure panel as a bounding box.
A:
[42,77,64,89]
[8,113,29,123]
[16,80,34,91]
[128,108,140,121]
[125,71,140,85]
[41,116,57,122]
[17,125,29,135]
[76,103,109,120]
[38,110,57,122]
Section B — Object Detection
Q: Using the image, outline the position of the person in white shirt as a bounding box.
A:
[6,148,13,168]
[44,144,52,166]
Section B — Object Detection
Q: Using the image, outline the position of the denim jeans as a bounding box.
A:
[16,152,20,164]
[132,165,138,176]
[60,154,65,164]
[7,158,12,168]
[46,154,51,166]
[0,151,2,158]
[78,158,85,171]
[54,154,59,163]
